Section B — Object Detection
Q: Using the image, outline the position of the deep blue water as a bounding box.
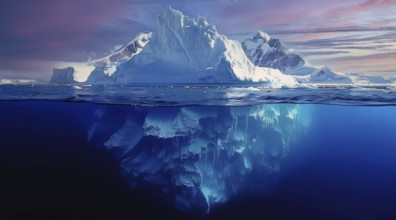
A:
[1,85,396,219]
[210,105,396,220]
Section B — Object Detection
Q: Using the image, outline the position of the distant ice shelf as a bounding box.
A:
[0,79,37,84]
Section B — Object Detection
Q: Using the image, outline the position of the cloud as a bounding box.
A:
[212,0,396,33]
[309,51,396,75]
[300,51,350,56]
[316,51,396,62]
[0,48,43,57]
[0,0,141,60]
[287,33,395,48]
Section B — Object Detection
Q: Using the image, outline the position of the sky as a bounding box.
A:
[0,0,395,81]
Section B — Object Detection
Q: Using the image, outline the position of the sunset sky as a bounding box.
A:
[0,0,395,81]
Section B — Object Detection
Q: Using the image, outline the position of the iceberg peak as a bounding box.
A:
[255,31,272,42]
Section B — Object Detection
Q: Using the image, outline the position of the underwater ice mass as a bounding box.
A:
[87,104,306,213]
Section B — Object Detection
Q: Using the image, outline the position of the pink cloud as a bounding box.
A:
[323,0,396,22]
[212,0,396,33]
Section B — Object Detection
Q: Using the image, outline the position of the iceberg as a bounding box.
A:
[48,7,393,86]
[50,7,297,87]
[96,7,297,86]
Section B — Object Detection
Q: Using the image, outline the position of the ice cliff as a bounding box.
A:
[50,67,76,84]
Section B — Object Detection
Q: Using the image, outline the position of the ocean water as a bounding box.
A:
[1,84,396,220]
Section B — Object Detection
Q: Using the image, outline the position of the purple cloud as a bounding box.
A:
[0,0,142,59]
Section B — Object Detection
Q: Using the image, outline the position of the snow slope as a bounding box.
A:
[86,32,152,82]
[88,33,151,69]
[49,33,151,84]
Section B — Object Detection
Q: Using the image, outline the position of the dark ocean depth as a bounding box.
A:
[1,101,396,220]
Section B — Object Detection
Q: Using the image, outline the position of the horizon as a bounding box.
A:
[0,0,395,81]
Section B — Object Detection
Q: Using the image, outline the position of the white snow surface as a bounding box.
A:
[88,32,152,76]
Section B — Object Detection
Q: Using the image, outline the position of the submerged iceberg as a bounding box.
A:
[88,104,306,213]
